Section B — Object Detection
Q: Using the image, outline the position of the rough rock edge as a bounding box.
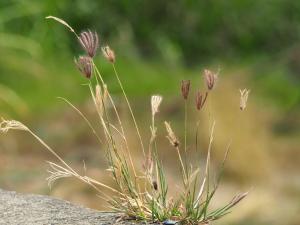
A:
[0,189,148,225]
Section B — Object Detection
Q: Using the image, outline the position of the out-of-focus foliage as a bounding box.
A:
[0,0,300,113]
[2,0,300,62]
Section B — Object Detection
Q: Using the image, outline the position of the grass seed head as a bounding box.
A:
[102,46,116,63]
[196,91,208,110]
[239,89,250,110]
[164,121,180,148]
[0,119,28,133]
[204,69,218,90]
[78,30,99,58]
[151,95,163,117]
[75,56,93,79]
[181,80,191,100]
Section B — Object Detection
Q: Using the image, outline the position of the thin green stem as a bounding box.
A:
[203,121,215,219]
[184,100,187,155]
[184,100,189,184]
[57,97,103,145]
[176,146,187,185]
[112,64,145,156]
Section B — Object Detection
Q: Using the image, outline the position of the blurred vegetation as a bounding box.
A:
[0,1,300,225]
[3,0,300,61]
[1,0,300,113]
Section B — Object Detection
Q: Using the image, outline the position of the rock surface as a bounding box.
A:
[0,189,144,225]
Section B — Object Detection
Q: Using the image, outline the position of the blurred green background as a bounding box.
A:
[0,1,300,225]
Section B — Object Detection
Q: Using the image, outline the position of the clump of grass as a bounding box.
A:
[0,17,250,225]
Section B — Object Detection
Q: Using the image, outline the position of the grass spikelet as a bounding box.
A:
[239,89,250,110]
[0,119,29,132]
[164,121,179,148]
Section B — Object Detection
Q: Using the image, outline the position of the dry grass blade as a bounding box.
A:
[112,64,145,156]
[194,177,206,208]
[57,97,103,144]
[46,16,76,34]
[230,192,249,206]
[47,161,73,188]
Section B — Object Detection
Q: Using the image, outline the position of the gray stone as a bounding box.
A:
[0,189,148,225]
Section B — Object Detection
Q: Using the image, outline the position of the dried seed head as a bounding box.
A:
[75,56,93,79]
[196,91,208,110]
[239,89,250,110]
[181,80,191,100]
[102,46,115,63]
[78,30,99,58]
[152,181,158,191]
[0,119,28,133]
[103,84,108,102]
[229,192,248,207]
[95,84,108,117]
[143,151,153,175]
[95,84,102,100]
[151,95,163,117]
[164,121,180,148]
[204,69,218,90]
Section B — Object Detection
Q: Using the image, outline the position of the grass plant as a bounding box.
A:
[0,17,249,225]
